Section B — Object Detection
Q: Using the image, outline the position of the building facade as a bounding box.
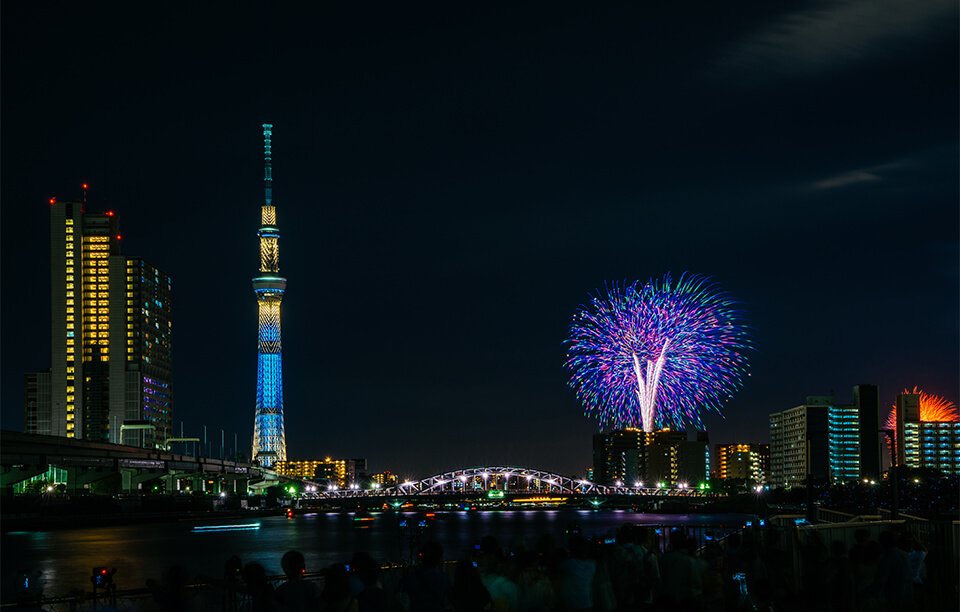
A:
[594,428,710,487]
[645,429,709,486]
[769,397,830,488]
[827,385,880,484]
[715,443,770,483]
[274,458,368,487]
[25,198,172,446]
[592,429,643,486]
[896,392,960,474]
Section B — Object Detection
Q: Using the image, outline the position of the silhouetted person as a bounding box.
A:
[559,534,596,611]
[354,553,389,612]
[402,541,451,612]
[658,529,699,608]
[450,559,493,612]
[321,564,357,612]
[275,550,321,612]
[241,563,283,612]
[865,531,911,612]
[825,539,854,612]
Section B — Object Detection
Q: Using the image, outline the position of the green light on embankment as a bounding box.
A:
[487,490,504,499]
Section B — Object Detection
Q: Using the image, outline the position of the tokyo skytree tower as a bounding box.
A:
[251,124,287,467]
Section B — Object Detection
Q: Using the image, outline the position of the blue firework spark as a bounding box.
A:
[565,273,752,431]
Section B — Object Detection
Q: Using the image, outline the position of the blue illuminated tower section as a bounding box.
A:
[252,124,287,467]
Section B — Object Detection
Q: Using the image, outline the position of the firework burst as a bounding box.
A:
[885,387,958,430]
[565,273,752,432]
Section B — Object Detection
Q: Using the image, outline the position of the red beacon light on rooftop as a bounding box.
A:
[49,197,56,205]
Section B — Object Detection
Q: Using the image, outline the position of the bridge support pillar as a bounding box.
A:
[120,469,164,493]
[66,467,118,494]
[1,464,50,493]
[223,474,248,494]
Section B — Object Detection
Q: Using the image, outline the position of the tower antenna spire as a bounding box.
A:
[263,124,273,207]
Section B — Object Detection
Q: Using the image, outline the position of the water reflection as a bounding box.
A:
[2,509,755,600]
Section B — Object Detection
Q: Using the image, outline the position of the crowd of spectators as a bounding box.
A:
[138,523,943,612]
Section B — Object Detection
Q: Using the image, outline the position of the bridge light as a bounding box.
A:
[657,482,663,488]
[635,481,642,488]
[615,480,622,487]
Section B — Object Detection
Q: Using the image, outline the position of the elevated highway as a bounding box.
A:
[1,430,276,495]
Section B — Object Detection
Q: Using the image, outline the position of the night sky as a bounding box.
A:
[2,2,957,479]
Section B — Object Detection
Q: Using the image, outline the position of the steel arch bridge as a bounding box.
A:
[296,465,708,500]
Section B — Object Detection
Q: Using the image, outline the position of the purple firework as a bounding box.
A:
[565,273,751,432]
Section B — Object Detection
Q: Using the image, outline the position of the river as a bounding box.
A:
[1,509,757,602]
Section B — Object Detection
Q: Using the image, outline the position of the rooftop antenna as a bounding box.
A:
[82,183,88,205]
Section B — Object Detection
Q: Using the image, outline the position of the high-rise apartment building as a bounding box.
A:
[645,429,709,486]
[25,197,172,445]
[769,397,830,488]
[895,392,960,474]
[715,443,770,483]
[593,429,643,486]
[827,385,880,484]
[274,457,366,487]
[593,428,709,487]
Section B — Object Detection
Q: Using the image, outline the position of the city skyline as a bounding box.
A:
[2,3,957,477]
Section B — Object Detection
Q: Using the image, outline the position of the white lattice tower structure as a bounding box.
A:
[251,123,287,467]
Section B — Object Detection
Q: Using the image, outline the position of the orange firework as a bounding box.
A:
[884,387,959,430]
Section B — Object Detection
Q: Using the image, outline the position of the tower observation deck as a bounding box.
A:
[252,123,287,467]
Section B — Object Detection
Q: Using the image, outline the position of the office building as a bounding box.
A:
[25,196,172,446]
[769,397,830,488]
